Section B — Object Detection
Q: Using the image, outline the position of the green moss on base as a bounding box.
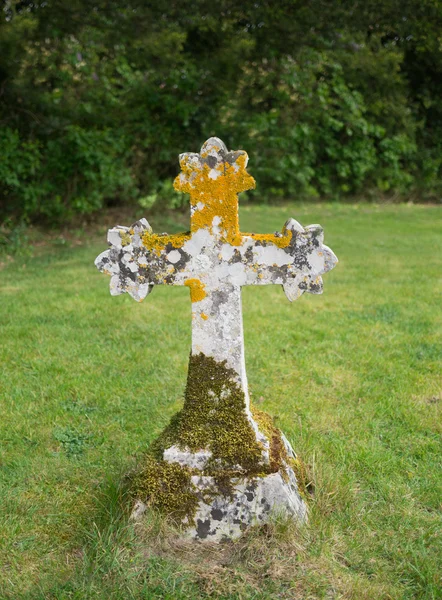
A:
[130,354,309,521]
[289,457,312,500]
[252,406,310,496]
[252,407,288,474]
[150,353,265,472]
[132,456,198,523]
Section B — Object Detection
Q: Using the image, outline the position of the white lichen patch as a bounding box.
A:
[163,446,212,470]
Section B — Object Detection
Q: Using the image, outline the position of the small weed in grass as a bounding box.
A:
[62,399,98,416]
[53,427,93,458]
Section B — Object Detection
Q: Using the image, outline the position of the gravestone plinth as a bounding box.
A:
[95,138,337,541]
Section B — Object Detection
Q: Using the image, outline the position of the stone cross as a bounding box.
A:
[95,138,338,541]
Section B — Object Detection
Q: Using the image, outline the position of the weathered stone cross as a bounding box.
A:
[95,138,337,540]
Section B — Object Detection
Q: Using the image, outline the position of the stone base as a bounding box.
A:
[131,460,307,542]
[184,466,307,541]
[130,416,308,542]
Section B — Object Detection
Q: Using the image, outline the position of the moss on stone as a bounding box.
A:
[251,406,311,498]
[132,456,198,523]
[131,355,309,521]
[289,457,311,500]
[213,472,236,498]
[150,353,265,472]
[252,406,289,474]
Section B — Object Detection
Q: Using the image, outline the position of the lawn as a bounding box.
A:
[1,202,441,599]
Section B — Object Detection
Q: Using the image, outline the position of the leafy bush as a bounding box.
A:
[0,2,441,224]
[0,218,30,257]
[0,128,43,220]
[0,126,135,223]
[222,49,418,199]
[139,180,187,212]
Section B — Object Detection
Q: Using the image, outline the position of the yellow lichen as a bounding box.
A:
[200,312,209,320]
[172,153,295,253]
[248,230,293,249]
[174,156,255,246]
[184,279,207,302]
[141,232,191,255]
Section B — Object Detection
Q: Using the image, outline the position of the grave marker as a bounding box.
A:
[95,138,338,540]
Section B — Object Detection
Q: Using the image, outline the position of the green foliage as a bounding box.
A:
[0,2,441,224]
[0,128,43,219]
[223,46,418,199]
[0,217,30,256]
[139,180,186,212]
[0,126,135,222]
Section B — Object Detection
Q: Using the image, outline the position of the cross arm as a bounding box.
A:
[94,218,192,302]
[240,218,338,301]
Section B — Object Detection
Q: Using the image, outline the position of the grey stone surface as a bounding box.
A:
[187,469,306,542]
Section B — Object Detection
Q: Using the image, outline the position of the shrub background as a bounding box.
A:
[1,0,441,223]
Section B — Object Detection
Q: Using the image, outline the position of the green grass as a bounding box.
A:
[1,202,441,599]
